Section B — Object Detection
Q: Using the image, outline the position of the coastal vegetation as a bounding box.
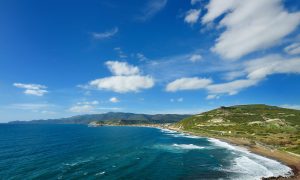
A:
[175,104,300,155]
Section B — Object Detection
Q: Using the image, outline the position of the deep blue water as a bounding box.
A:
[0,124,293,179]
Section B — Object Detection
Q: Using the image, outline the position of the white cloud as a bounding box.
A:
[222,71,245,81]
[92,27,118,40]
[207,54,300,95]
[184,9,201,24]
[166,77,212,92]
[90,75,154,93]
[13,83,48,96]
[177,98,183,102]
[109,97,120,103]
[284,43,300,55]
[88,61,155,93]
[164,54,300,95]
[189,54,202,62]
[106,61,140,75]
[202,0,300,59]
[207,79,258,95]
[206,94,219,100]
[245,55,300,80]
[137,0,167,21]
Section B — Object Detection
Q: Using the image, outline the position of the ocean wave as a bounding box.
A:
[172,144,205,150]
[208,138,293,179]
[208,138,248,152]
[160,128,177,134]
[95,171,106,176]
[159,128,202,139]
[153,143,205,153]
[63,158,93,167]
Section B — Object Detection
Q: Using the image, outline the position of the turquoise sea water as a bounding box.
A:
[0,124,293,179]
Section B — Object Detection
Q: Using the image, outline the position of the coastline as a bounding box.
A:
[97,124,300,179]
[164,125,300,180]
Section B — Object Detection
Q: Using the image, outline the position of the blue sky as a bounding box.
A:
[0,0,300,122]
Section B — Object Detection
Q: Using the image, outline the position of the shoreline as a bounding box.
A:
[97,124,300,179]
[164,125,300,180]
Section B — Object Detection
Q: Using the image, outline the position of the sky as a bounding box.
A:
[0,0,300,122]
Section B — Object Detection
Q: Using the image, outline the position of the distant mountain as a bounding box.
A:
[9,112,190,125]
[175,104,300,154]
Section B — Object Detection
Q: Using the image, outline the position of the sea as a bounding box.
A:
[0,124,293,180]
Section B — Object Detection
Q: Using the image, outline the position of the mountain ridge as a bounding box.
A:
[9,112,190,125]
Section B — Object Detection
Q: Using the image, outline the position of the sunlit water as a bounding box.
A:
[0,124,293,179]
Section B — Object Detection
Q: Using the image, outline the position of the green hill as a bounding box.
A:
[175,104,300,154]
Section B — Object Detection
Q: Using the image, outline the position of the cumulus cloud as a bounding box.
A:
[92,27,118,40]
[106,61,139,75]
[284,43,300,55]
[109,97,119,103]
[202,0,300,59]
[89,61,154,93]
[90,75,154,93]
[184,9,201,24]
[166,77,212,92]
[189,54,202,62]
[13,83,48,96]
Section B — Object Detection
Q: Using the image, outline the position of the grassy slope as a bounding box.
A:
[176,104,300,154]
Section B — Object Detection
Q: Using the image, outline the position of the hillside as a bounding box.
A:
[175,104,300,154]
[9,112,190,125]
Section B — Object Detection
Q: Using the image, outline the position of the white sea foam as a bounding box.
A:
[170,133,201,139]
[159,128,202,139]
[95,171,106,176]
[208,138,247,151]
[172,143,205,150]
[160,128,177,134]
[208,138,293,179]
[159,128,293,179]
[153,143,205,153]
